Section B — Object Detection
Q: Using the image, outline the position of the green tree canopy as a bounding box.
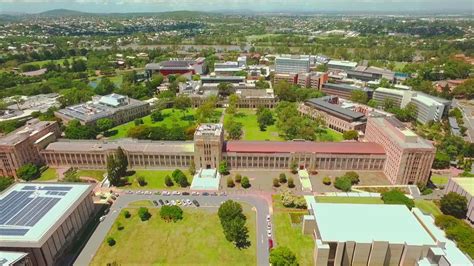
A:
[17,163,40,181]
[269,246,298,266]
[440,192,468,219]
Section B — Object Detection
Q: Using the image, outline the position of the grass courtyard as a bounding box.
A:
[430,175,449,186]
[272,195,314,266]
[108,108,222,139]
[121,169,193,190]
[37,168,58,181]
[91,205,256,265]
[414,199,442,217]
[225,109,343,142]
[77,170,106,181]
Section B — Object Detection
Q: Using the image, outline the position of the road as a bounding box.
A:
[74,193,271,266]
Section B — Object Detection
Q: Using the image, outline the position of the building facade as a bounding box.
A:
[275,55,310,74]
[273,73,298,85]
[321,83,373,101]
[365,116,435,185]
[445,178,473,223]
[0,120,60,178]
[145,58,206,76]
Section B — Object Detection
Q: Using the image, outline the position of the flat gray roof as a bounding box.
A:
[44,139,195,154]
[0,183,92,246]
[305,97,366,122]
[0,120,54,146]
[312,203,435,245]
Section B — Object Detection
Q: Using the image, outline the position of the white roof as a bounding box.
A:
[312,203,435,245]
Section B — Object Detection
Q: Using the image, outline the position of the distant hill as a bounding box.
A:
[39,9,89,17]
[36,9,217,18]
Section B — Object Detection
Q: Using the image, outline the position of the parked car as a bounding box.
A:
[176,200,182,205]
[126,190,133,194]
[182,192,190,195]
[268,239,274,250]
[158,199,164,205]
[110,195,116,200]
[104,208,110,215]
[191,191,200,196]
[267,231,272,238]
[170,200,176,205]
[202,192,209,196]
[192,200,200,207]
[186,199,192,205]
[99,216,106,222]
[152,200,159,206]
[172,191,181,195]
[219,191,227,196]
[266,215,271,222]
[164,200,170,206]
[210,192,217,196]
[154,191,161,195]
[162,191,170,196]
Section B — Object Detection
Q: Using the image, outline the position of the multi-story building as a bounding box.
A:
[0,251,32,266]
[346,66,396,82]
[373,88,451,123]
[275,55,310,74]
[327,60,358,71]
[54,94,150,126]
[200,75,246,85]
[0,119,60,178]
[309,72,329,90]
[235,89,277,108]
[445,178,473,223]
[302,203,472,266]
[365,116,435,185]
[321,83,374,100]
[145,57,206,76]
[193,124,224,169]
[299,97,367,133]
[274,73,298,85]
[0,183,94,266]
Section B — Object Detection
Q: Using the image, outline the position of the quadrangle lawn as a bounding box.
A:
[414,199,442,217]
[37,168,58,181]
[121,169,193,190]
[91,205,256,265]
[77,170,106,181]
[430,175,449,185]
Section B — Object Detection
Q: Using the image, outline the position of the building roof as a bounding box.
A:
[323,83,372,92]
[305,97,366,121]
[451,178,474,195]
[224,141,385,154]
[0,120,54,146]
[0,251,28,265]
[328,60,358,68]
[375,87,407,97]
[44,139,195,154]
[311,203,436,245]
[0,183,93,247]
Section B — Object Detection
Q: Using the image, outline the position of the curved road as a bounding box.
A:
[74,193,270,266]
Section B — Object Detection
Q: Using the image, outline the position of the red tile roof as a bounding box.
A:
[224,141,386,155]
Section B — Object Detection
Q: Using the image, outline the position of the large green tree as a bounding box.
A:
[17,163,40,181]
[217,200,250,249]
[440,192,468,219]
[269,246,298,266]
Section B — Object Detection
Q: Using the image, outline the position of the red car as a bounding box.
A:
[268,239,274,250]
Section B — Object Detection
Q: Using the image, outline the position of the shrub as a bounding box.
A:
[381,189,414,210]
[322,177,331,185]
[440,192,468,219]
[134,118,144,126]
[234,174,242,183]
[435,215,474,258]
[107,237,116,246]
[0,176,14,192]
[227,177,235,188]
[290,160,298,174]
[270,246,298,266]
[344,171,359,184]
[171,169,189,187]
[136,176,147,186]
[281,190,306,209]
[150,110,164,122]
[279,173,287,183]
[117,222,124,231]
[124,210,131,218]
[164,175,174,187]
[241,176,251,189]
[334,176,352,192]
[138,207,151,221]
[287,177,295,188]
[17,163,40,181]
[421,188,433,195]
[273,178,280,187]
[160,205,183,222]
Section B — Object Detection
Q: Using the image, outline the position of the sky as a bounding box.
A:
[0,0,472,14]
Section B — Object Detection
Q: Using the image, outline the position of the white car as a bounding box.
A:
[99,216,106,222]
[162,191,170,196]
[191,191,200,196]
[172,191,181,195]
[170,200,176,205]
[186,199,192,205]
[266,215,271,222]
[267,231,272,238]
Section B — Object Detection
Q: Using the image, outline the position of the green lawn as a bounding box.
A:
[109,108,222,139]
[127,200,154,207]
[431,175,449,185]
[122,170,193,190]
[318,128,344,142]
[273,210,314,265]
[415,199,442,217]
[37,168,58,181]
[91,205,256,265]
[226,109,284,141]
[77,170,106,181]
[19,56,87,68]
[315,196,383,204]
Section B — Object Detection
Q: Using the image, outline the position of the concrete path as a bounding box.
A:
[74,193,271,266]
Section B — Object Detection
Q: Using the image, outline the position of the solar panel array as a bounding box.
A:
[0,186,70,236]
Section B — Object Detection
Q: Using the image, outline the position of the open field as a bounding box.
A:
[37,168,58,181]
[91,204,256,265]
[121,170,193,190]
[430,175,449,185]
[19,56,87,68]
[315,196,383,204]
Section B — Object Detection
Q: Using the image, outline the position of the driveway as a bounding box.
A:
[74,193,271,266]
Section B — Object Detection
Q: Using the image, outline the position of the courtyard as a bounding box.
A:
[90,203,257,265]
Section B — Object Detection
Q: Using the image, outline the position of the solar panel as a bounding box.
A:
[38,186,72,191]
[22,186,37,191]
[0,228,29,236]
